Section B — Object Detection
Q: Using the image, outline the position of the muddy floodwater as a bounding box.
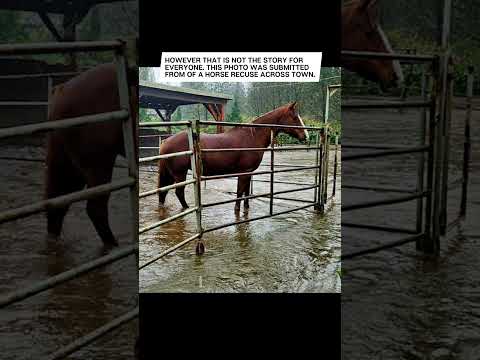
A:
[342,102,480,359]
[0,145,137,360]
[140,149,341,293]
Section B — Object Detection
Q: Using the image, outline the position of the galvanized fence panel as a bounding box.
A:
[139,111,340,267]
[341,43,470,258]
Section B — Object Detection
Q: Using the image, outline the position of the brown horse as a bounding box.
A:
[342,0,404,89]
[45,63,138,246]
[158,102,308,212]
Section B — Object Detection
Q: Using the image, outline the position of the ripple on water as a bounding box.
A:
[140,151,341,293]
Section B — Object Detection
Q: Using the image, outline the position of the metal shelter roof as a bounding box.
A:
[139,81,232,110]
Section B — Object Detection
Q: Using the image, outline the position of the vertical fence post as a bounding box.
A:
[114,44,139,258]
[432,0,452,249]
[440,64,454,235]
[322,127,329,205]
[315,130,324,213]
[422,60,439,253]
[332,135,339,197]
[432,56,449,252]
[461,67,473,217]
[188,117,204,254]
[322,86,331,207]
[313,128,321,208]
[415,66,427,248]
[269,130,274,215]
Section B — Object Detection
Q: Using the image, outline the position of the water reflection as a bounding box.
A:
[0,147,137,359]
[140,150,341,293]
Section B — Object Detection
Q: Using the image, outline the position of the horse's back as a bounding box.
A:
[47,64,125,168]
[159,130,263,176]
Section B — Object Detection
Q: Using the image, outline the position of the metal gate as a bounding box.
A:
[139,91,340,269]
[341,53,471,258]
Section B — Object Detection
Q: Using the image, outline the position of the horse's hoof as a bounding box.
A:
[195,241,205,255]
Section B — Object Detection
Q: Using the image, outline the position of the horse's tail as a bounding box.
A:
[158,145,174,204]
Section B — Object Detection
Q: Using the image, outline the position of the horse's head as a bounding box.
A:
[342,0,404,90]
[279,102,309,143]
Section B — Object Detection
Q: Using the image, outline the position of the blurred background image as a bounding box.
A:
[0,2,139,359]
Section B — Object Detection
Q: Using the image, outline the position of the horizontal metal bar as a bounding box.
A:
[343,146,429,161]
[0,110,128,139]
[342,100,432,109]
[0,101,48,106]
[342,142,420,150]
[139,134,165,138]
[0,244,137,308]
[0,40,123,55]
[202,169,272,180]
[139,121,191,127]
[201,146,322,153]
[342,184,417,194]
[139,150,192,163]
[272,196,316,204]
[252,178,316,186]
[341,50,436,62]
[0,177,135,224]
[341,233,423,260]
[139,233,201,269]
[342,191,426,212]
[259,162,317,168]
[203,192,271,208]
[203,184,318,208]
[199,120,323,131]
[342,222,419,234]
[204,203,316,234]
[139,179,196,198]
[45,307,139,360]
[139,207,198,234]
[0,156,128,170]
[272,184,319,196]
[201,165,320,181]
[0,71,81,80]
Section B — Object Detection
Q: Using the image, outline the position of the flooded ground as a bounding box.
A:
[139,149,341,293]
[342,99,480,359]
[0,145,138,359]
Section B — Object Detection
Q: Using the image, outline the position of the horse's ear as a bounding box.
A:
[358,0,380,28]
[359,0,379,10]
[289,102,297,111]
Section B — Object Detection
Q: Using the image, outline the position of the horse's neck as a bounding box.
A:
[251,110,283,147]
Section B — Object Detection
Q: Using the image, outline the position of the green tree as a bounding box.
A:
[228,97,241,122]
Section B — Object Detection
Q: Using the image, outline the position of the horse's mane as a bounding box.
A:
[251,104,290,124]
[223,104,290,134]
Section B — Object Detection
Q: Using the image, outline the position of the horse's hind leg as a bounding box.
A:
[158,160,173,206]
[235,175,250,212]
[84,158,118,246]
[45,139,86,237]
[243,176,252,209]
[173,172,189,209]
